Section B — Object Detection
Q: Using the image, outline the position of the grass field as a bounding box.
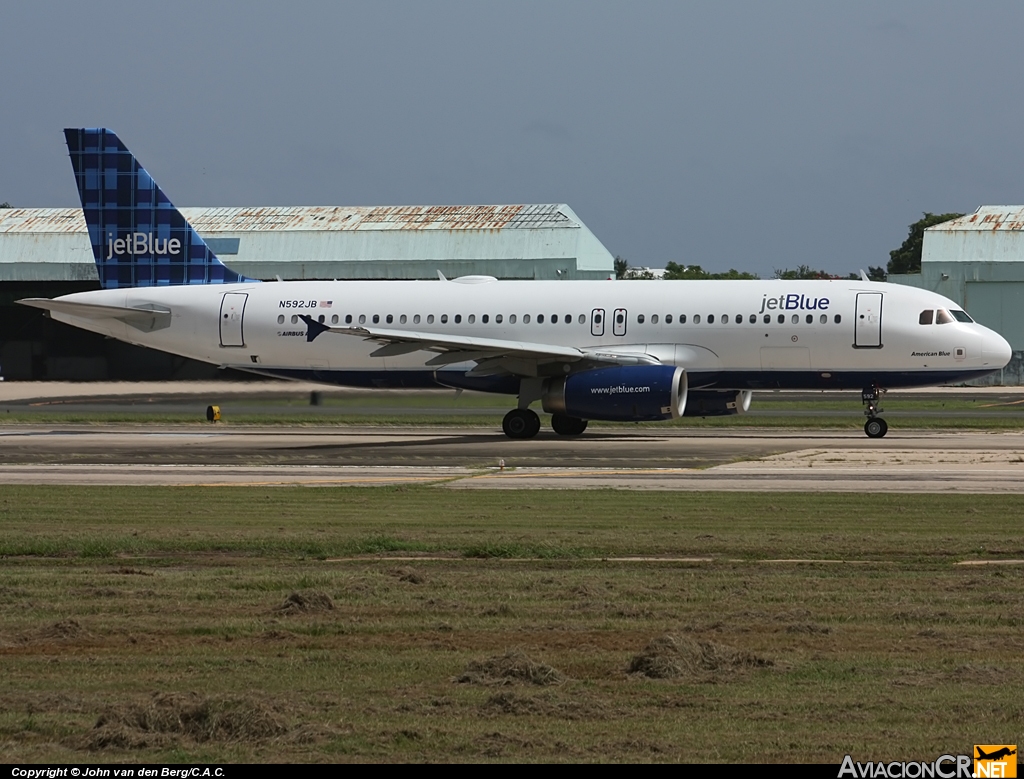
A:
[1,487,1022,763]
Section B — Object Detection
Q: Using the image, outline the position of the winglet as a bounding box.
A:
[299,314,331,342]
[437,270,448,282]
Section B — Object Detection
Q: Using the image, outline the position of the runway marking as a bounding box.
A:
[954,559,1024,566]
[468,467,698,480]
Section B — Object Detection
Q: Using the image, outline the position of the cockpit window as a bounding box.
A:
[951,309,973,323]
[919,310,934,325]
[935,309,955,325]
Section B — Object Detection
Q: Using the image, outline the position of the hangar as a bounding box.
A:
[890,206,1024,385]
[0,204,614,380]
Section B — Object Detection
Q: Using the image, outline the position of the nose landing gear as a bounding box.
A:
[862,384,888,438]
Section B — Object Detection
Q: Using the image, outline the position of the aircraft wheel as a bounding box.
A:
[864,418,888,439]
[503,409,541,439]
[551,413,588,436]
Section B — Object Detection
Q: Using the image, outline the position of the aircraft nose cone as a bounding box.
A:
[984,330,1013,366]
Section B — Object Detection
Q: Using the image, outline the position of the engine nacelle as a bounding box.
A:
[682,390,753,417]
[542,365,688,421]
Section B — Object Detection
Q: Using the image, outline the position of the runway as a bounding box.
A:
[3,425,1024,492]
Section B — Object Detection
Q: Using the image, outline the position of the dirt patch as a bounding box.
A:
[455,650,566,686]
[5,619,93,647]
[109,567,153,576]
[628,634,774,679]
[275,591,334,614]
[83,692,288,750]
[395,567,426,584]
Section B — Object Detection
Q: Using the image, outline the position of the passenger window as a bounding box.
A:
[482,314,488,324]
[694,314,701,324]
[318,314,325,323]
[399,314,407,324]
[537,314,544,323]
[496,314,503,324]
[733,314,741,324]
[616,313,624,324]
[358,314,366,324]
[666,314,673,324]
[566,314,572,323]
[594,313,603,324]
[764,314,770,324]
[346,314,353,324]
[791,314,799,324]
[277,315,285,324]
[551,314,558,323]
[412,314,420,324]
[454,314,462,324]
[290,315,297,324]
[652,314,659,324]
[510,314,516,324]
[722,314,728,323]
[427,314,434,324]
[524,314,531,324]
[638,314,645,324]
[805,314,813,324]
[469,314,476,324]
[819,314,826,324]
[749,314,756,324]
[372,314,380,324]
[332,314,339,324]
[578,314,585,324]
[386,314,393,324]
[936,309,954,324]
[441,314,448,324]
[708,314,715,324]
[919,310,934,325]
[680,314,686,324]
[778,314,785,324]
[834,314,841,324]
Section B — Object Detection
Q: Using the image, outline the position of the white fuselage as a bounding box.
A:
[48,278,1012,392]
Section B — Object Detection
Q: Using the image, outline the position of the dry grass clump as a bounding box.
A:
[84,692,287,750]
[3,619,92,647]
[455,650,566,686]
[395,567,426,584]
[275,591,334,614]
[628,634,773,679]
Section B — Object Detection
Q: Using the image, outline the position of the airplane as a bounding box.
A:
[18,128,1013,439]
[976,748,1016,761]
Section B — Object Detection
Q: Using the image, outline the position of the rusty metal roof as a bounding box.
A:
[926,206,1024,232]
[0,204,577,234]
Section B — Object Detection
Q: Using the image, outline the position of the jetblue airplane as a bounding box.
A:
[19,129,1013,439]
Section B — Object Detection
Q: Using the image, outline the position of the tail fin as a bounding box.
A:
[63,128,255,289]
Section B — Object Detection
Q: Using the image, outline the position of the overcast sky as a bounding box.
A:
[3,1,1023,277]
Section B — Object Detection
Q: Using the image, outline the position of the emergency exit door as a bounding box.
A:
[854,292,882,348]
[219,292,248,347]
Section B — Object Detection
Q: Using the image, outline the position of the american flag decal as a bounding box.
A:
[320,301,333,308]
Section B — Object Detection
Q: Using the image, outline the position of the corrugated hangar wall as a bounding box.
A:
[0,204,615,381]
[890,206,1024,385]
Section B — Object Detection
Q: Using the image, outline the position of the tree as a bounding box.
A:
[663,262,758,280]
[613,256,629,280]
[774,265,839,280]
[887,212,963,275]
[0,202,11,208]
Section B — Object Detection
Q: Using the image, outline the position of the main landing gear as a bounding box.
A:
[502,408,541,439]
[862,384,888,439]
[501,410,589,439]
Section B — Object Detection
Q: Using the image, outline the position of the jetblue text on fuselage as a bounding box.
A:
[105,233,182,260]
[758,293,830,314]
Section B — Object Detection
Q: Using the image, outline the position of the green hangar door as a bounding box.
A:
[966,282,1024,351]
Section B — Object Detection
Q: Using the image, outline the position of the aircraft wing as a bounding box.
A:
[18,298,172,332]
[299,315,659,375]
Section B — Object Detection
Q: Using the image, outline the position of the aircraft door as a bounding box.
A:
[854,293,883,348]
[591,308,605,337]
[613,308,628,337]
[219,292,248,347]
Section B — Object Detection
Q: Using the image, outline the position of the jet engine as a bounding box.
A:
[542,365,687,421]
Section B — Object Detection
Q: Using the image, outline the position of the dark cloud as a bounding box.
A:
[2,0,1023,277]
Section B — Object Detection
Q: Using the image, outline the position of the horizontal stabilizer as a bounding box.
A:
[18,298,172,332]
